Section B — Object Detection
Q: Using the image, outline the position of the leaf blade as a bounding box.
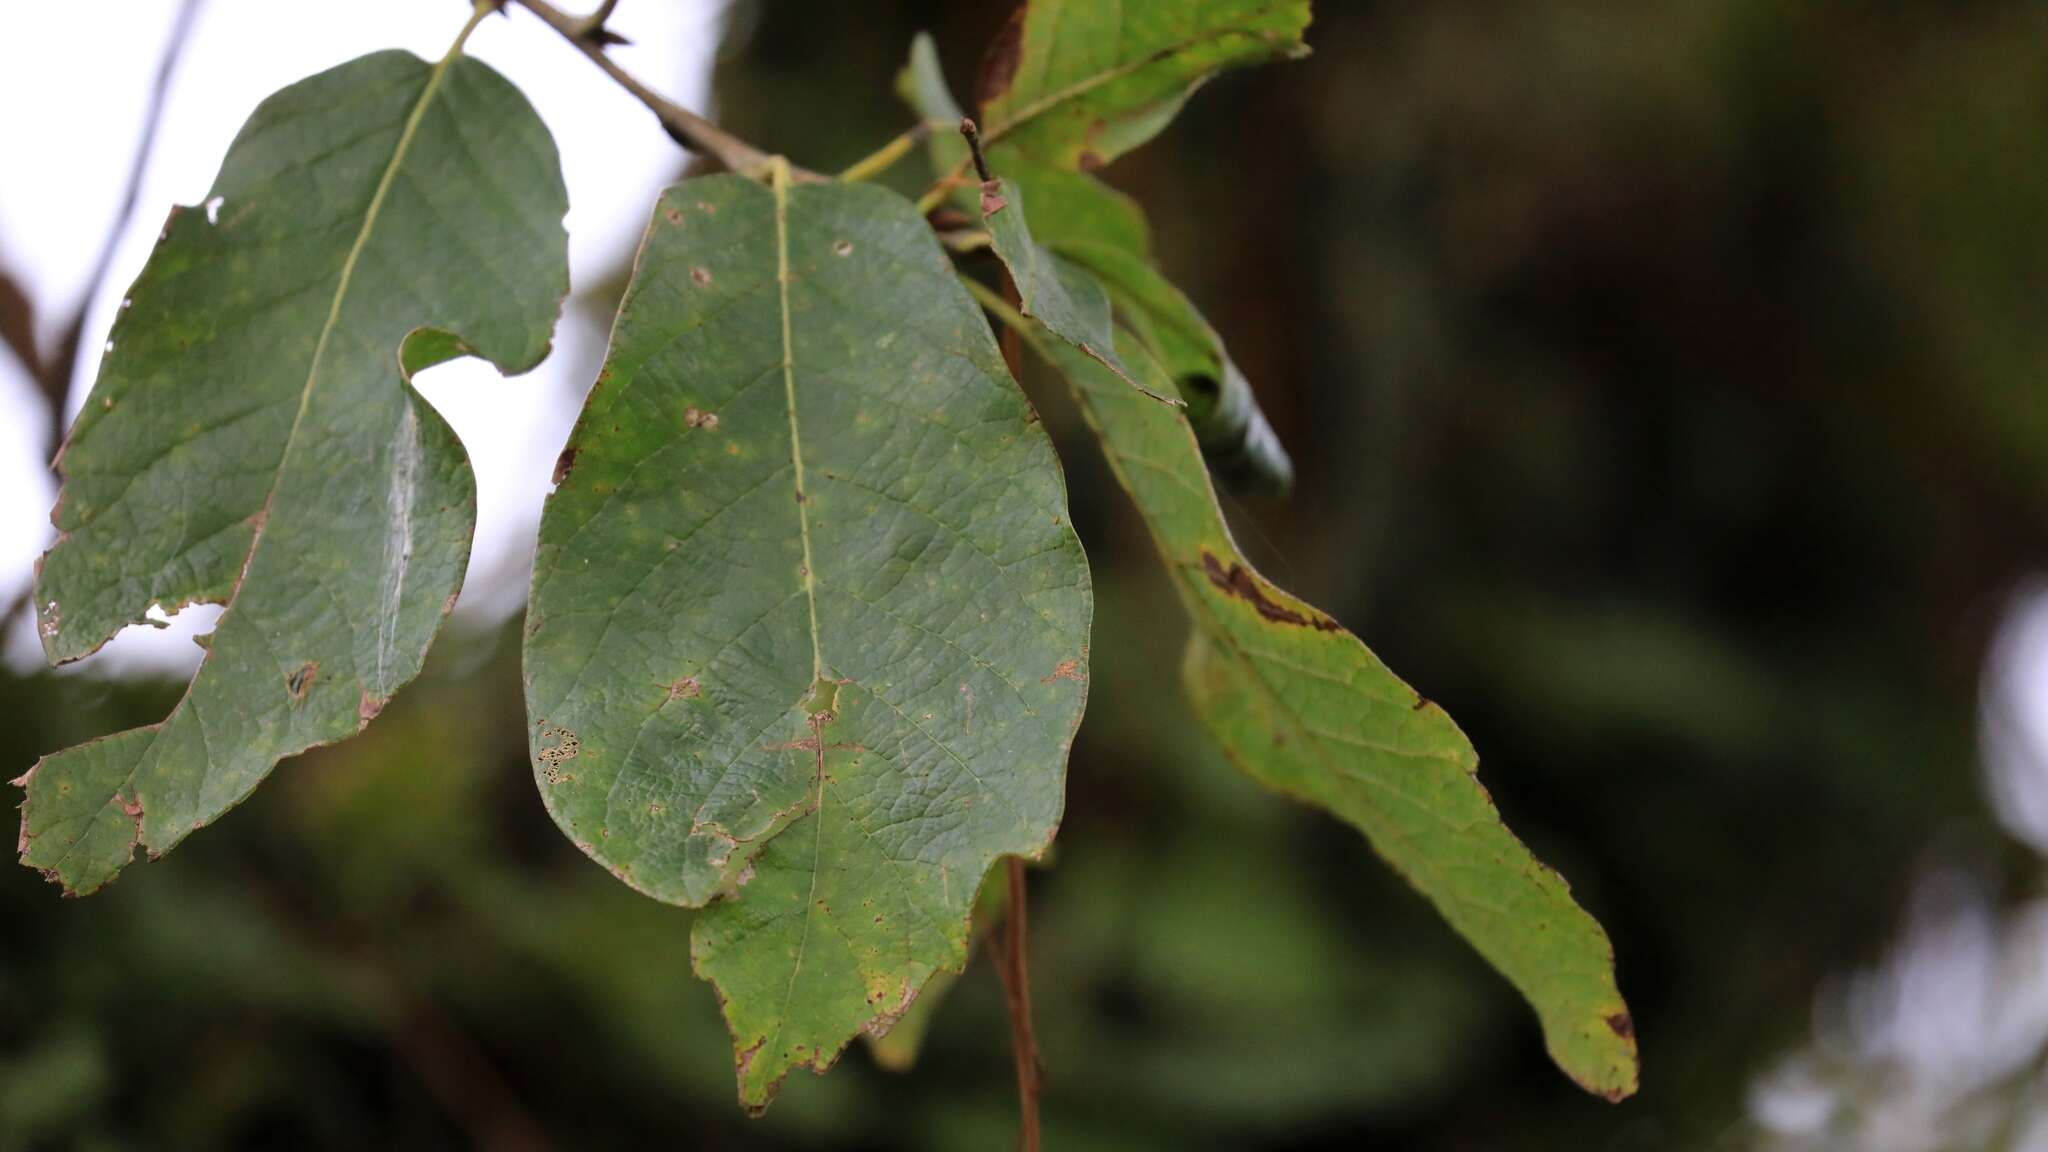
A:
[20,47,570,894]
[524,174,1090,1111]
[978,0,1313,168]
[1016,266,1638,1101]
[978,176,1172,404]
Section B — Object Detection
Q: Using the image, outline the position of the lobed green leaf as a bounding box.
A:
[19,46,569,895]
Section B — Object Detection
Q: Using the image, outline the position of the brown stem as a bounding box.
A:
[991,264,1039,1148]
[960,117,993,183]
[997,267,1025,382]
[993,855,1042,1152]
[503,0,819,180]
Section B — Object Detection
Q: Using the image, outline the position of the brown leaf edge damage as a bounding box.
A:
[691,648,1091,1113]
[1183,552,1638,1099]
[1201,551,1338,631]
[16,326,487,894]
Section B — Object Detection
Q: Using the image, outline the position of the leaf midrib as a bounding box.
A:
[772,160,826,686]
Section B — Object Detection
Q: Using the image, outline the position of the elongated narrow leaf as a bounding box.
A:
[1009,266,1637,1101]
[977,0,1312,169]
[903,32,1291,489]
[978,176,1169,404]
[1064,240,1293,494]
[18,48,569,895]
[524,170,1090,1110]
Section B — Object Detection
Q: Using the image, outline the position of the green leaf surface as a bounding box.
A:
[863,861,1008,1073]
[19,43,569,895]
[977,0,1313,169]
[978,176,1169,403]
[901,31,1290,489]
[1050,234,1292,493]
[993,266,1638,1101]
[523,168,1090,1110]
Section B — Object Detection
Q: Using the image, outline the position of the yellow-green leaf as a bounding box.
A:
[977,0,1313,169]
[985,265,1638,1102]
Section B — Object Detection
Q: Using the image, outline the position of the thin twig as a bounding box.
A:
[960,117,993,183]
[935,229,991,255]
[913,119,996,224]
[504,0,816,180]
[993,856,1043,1152]
[914,176,972,218]
[839,119,942,184]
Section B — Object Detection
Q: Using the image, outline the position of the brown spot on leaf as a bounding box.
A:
[833,239,854,257]
[979,180,1008,216]
[683,407,719,430]
[537,723,580,784]
[1201,552,1340,630]
[359,691,386,721]
[552,445,578,485]
[691,266,713,286]
[735,1037,767,1095]
[664,204,683,224]
[666,676,701,701]
[1041,659,1084,684]
[1606,1011,1635,1040]
[286,662,317,702]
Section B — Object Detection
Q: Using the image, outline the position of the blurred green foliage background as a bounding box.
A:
[10,1,2048,1148]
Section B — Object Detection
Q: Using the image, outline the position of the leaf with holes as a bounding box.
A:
[976,0,1313,169]
[523,167,1090,1110]
[1006,264,1638,1102]
[16,41,570,896]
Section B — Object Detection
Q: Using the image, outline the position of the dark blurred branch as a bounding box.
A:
[395,999,554,1152]
[0,271,49,407]
[503,0,818,180]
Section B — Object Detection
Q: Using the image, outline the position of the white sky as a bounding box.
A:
[0,0,725,674]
